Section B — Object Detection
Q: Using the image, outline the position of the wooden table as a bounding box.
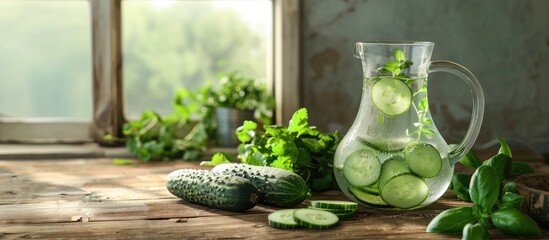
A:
[0,149,548,239]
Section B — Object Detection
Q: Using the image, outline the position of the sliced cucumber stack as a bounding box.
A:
[343,149,381,187]
[268,209,300,229]
[308,200,358,219]
[404,143,442,178]
[370,78,412,116]
[293,209,339,229]
[378,156,410,188]
[380,174,429,209]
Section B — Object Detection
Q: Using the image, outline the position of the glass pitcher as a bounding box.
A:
[334,41,484,210]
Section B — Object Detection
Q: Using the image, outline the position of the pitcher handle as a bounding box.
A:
[429,61,485,165]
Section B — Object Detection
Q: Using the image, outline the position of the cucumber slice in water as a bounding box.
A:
[348,185,388,207]
[268,209,300,229]
[404,143,442,178]
[378,156,410,188]
[371,78,412,116]
[343,149,381,187]
[309,200,358,211]
[293,209,339,229]
[380,174,429,209]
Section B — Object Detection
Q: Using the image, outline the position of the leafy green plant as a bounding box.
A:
[200,72,275,126]
[106,72,274,161]
[449,138,535,202]
[427,165,541,238]
[428,139,541,239]
[116,110,208,162]
[235,108,341,192]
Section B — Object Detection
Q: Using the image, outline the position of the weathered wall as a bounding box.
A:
[301,0,549,150]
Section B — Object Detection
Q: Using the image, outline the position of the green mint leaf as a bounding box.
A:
[401,60,413,69]
[501,192,524,209]
[235,120,257,143]
[462,223,489,240]
[492,208,541,237]
[383,61,400,73]
[450,173,472,202]
[469,165,499,212]
[426,206,476,234]
[459,151,483,169]
[419,97,429,111]
[503,182,517,194]
[497,137,512,158]
[395,49,405,61]
[482,153,512,183]
[510,161,535,176]
[200,152,231,166]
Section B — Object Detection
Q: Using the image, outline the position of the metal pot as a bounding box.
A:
[215,107,254,147]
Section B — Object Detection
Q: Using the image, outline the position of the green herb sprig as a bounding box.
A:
[428,138,541,239]
[235,108,341,192]
[377,49,413,78]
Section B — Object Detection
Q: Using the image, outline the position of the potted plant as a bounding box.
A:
[198,72,275,146]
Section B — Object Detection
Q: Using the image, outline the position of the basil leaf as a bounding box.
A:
[510,161,535,177]
[497,137,512,158]
[469,165,499,212]
[501,192,524,209]
[492,208,541,237]
[450,173,472,202]
[462,223,489,240]
[482,154,512,183]
[502,182,517,194]
[426,207,476,233]
[459,151,482,169]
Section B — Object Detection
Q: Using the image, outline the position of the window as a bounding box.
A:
[0,0,300,144]
[0,0,92,142]
[122,0,273,118]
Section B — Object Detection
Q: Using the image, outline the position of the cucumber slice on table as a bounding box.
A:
[348,185,388,207]
[268,209,300,229]
[293,209,339,229]
[380,174,429,209]
[309,200,358,211]
[404,143,442,178]
[370,78,412,116]
[343,149,381,187]
[378,156,410,188]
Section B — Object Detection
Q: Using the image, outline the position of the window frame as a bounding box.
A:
[0,0,301,144]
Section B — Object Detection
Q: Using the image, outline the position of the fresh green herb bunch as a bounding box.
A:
[116,99,208,162]
[450,137,535,202]
[200,72,275,126]
[427,138,541,239]
[377,49,413,78]
[236,108,341,192]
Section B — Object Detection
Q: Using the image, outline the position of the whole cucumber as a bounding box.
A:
[212,163,309,207]
[166,169,260,212]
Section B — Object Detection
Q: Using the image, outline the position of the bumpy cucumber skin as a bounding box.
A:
[166,169,260,212]
[211,163,309,207]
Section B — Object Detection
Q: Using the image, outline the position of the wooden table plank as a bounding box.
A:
[0,148,548,239]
